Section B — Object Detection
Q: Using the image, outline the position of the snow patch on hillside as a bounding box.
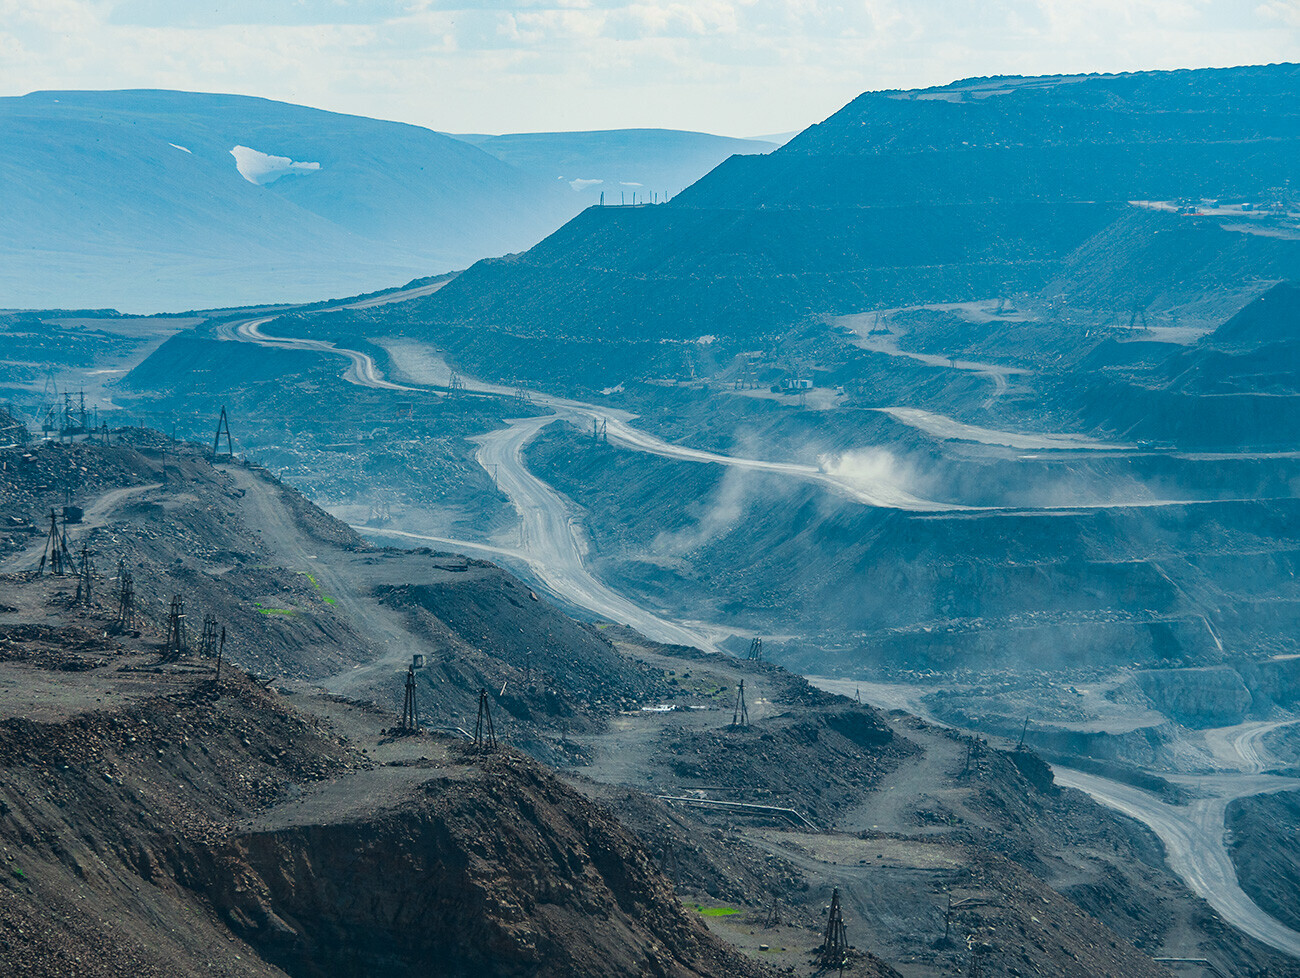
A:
[230,145,321,186]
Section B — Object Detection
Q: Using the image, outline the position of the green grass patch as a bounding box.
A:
[694,905,739,917]
[253,602,298,616]
[299,572,337,607]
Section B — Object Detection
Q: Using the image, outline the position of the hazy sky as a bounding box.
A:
[2,1,1298,136]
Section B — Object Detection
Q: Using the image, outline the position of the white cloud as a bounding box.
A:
[0,0,1296,135]
[1257,0,1300,26]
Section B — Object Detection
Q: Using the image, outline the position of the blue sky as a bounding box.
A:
[2,1,1298,135]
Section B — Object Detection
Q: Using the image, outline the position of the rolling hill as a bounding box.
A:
[0,90,579,313]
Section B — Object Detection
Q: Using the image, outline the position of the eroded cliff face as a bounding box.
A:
[1136,666,1254,728]
[209,750,763,978]
[0,630,766,978]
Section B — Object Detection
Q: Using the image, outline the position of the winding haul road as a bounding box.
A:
[809,675,1300,960]
[217,317,419,392]
[1052,767,1300,959]
[220,304,1300,959]
[473,416,721,651]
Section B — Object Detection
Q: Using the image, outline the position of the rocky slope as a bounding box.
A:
[1228,789,1300,933]
[0,440,778,977]
[380,64,1300,387]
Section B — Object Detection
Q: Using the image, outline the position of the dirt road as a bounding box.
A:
[811,673,1300,961]
[473,416,720,651]
[220,465,432,693]
[1054,767,1300,959]
[0,482,160,573]
[876,406,1128,451]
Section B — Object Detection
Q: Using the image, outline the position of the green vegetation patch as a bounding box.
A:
[300,572,337,607]
[693,904,739,917]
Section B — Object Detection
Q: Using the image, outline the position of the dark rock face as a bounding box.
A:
[1228,789,1300,933]
[211,752,763,978]
[1137,666,1254,728]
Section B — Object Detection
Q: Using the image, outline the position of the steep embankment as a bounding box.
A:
[1228,789,1300,933]
[386,64,1300,391]
[0,438,773,978]
[1066,280,1300,448]
[0,651,766,978]
[522,421,1300,673]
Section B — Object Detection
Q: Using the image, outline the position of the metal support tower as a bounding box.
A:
[747,637,763,661]
[114,560,135,629]
[215,627,226,683]
[730,680,749,729]
[819,887,849,971]
[401,660,419,731]
[38,509,72,576]
[197,615,219,657]
[163,594,187,661]
[212,406,233,460]
[473,688,497,749]
[73,542,93,605]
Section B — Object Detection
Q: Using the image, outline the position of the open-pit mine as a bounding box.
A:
[3,63,1300,978]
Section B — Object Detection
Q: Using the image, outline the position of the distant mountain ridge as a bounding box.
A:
[451,128,777,200]
[0,89,587,312]
[0,91,795,313]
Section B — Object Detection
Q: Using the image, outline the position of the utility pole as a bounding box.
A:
[38,509,72,576]
[401,658,419,731]
[197,615,218,657]
[73,542,93,606]
[215,627,225,683]
[163,594,187,661]
[474,689,497,749]
[1017,716,1029,750]
[819,888,849,971]
[114,560,135,630]
[212,406,233,460]
[730,680,749,729]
